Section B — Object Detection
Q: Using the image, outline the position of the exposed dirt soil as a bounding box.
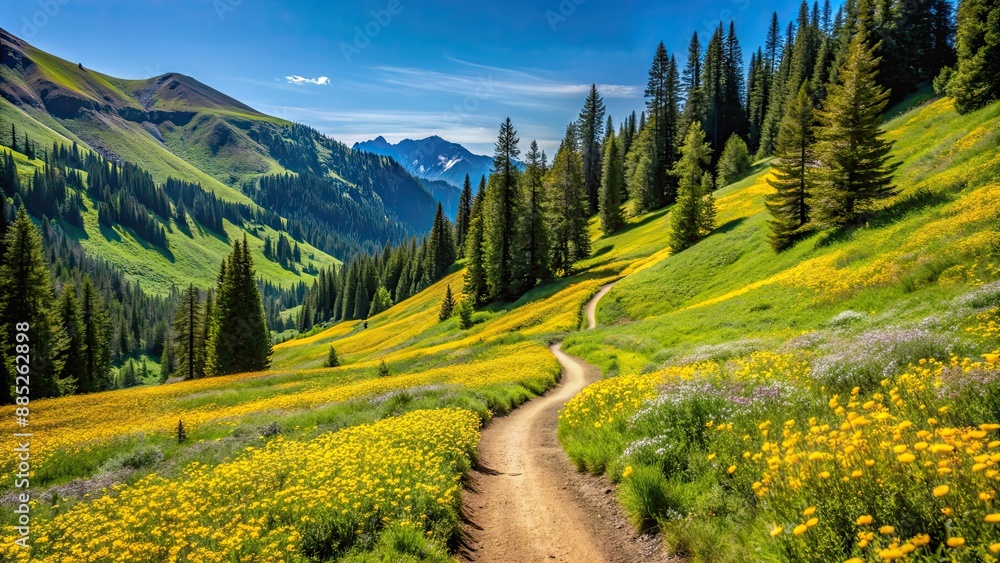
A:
[457,285,678,563]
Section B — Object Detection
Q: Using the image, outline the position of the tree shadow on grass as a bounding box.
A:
[815,188,953,249]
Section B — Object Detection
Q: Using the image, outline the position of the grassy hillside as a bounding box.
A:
[559,95,1000,561]
[2,91,998,561]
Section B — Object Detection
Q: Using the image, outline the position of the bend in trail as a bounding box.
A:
[458,283,677,563]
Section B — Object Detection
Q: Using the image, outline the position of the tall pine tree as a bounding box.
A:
[428,202,456,280]
[766,84,817,250]
[0,208,61,398]
[547,125,590,276]
[482,118,523,301]
[455,174,474,256]
[669,123,716,253]
[78,275,110,392]
[812,28,899,227]
[599,130,625,235]
[578,85,607,214]
[173,284,204,380]
[518,140,551,290]
[208,236,272,374]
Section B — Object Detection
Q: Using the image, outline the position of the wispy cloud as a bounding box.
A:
[369,65,637,100]
[285,75,331,86]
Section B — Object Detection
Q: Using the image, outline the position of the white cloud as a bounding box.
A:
[285,75,331,86]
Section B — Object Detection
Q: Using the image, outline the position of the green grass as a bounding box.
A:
[564,94,1000,375]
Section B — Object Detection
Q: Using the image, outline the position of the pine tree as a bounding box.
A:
[812,29,899,227]
[625,121,659,213]
[463,182,488,306]
[173,284,204,380]
[209,236,272,375]
[439,284,456,322]
[948,0,1000,113]
[457,297,474,329]
[645,43,682,205]
[547,125,590,276]
[669,123,715,253]
[455,174,474,255]
[428,203,455,280]
[0,207,61,398]
[680,32,705,136]
[369,285,392,317]
[766,12,784,75]
[518,140,551,291]
[482,118,523,301]
[325,345,340,368]
[766,84,817,250]
[201,289,215,375]
[78,275,111,392]
[578,85,607,214]
[717,135,752,187]
[599,130,625,235]
[160,330,174,381]
[56,283,85,391]
[721,21,748,154]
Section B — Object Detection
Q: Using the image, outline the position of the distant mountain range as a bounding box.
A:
[354,135,495,191]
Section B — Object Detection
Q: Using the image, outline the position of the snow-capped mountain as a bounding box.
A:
[354,135,494,189]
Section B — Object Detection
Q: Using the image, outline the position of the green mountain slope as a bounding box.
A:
[0,27,441,293]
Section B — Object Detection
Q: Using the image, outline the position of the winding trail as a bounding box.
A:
[458,283,674,563]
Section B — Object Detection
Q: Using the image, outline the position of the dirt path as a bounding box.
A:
[457,285,675,563]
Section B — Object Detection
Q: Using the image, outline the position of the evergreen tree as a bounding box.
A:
[0,208,61,398]
[680,32,705,136]
[368,285,392,317]
[457,297,474,329]
[455,174,474,255]
[518,140,552,291]
[626,122,659,213]
[669,123,715,253]
[766,84,817,250]
[56,283,85,391]
[79,275,111,392]
[766,12,784,75]
[948,0,1000,113]
[325,345,340,368]
[482,118,523,301]
[577,85,607,214]
[161,330,174,381]
[201,289,215,375]
[173,284,204,380]
[721,21,748,154]
[428,203,456,280]
[547,125,590,276]
[463,181,488,305]
[645,43,682,205]
[812,29,899,227]
[599,130,625,235]
[717,135,753,187]
[439,284,456,322]
[209,236,272,375]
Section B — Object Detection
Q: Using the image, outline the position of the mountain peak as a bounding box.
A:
[354,135,494,188]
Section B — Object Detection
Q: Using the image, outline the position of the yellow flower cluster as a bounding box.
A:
[0,408,480,563]
[0,341,557,487]
[741,358,1000,558]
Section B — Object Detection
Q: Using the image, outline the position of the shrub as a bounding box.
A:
[326,345,341,367]
[457,298,474,329]
[716,135,752,187]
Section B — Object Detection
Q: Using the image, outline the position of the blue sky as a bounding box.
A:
[3,0,803,155]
